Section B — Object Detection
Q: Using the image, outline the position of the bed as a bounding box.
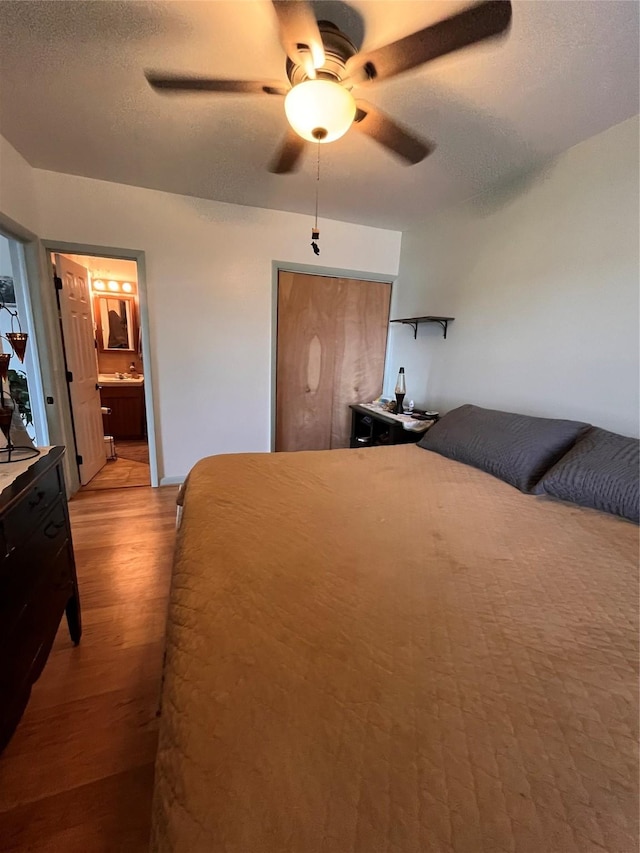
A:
[151,406,639,853]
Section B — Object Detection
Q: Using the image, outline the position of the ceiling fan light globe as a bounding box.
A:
[284,80,356,144]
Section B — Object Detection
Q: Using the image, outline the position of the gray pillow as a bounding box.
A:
[539,427,639,522]
[417,404,590,493]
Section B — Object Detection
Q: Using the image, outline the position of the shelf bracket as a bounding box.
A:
[407,321,418,340]
[434,319,449,339]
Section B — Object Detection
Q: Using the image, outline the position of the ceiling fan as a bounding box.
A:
[146,0,512,174]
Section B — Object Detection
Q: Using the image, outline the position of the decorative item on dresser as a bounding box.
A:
[0,446,81,753]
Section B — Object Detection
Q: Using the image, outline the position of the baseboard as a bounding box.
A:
[160,475,185,486]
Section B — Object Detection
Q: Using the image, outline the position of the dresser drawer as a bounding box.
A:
[0,499,70,637]
[0,544,73,703]
[2,465,62,555]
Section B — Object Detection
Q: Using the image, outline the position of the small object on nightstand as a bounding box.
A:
[394,367,406,414]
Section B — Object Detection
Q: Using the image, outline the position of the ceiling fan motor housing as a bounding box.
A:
[286,21,357,87]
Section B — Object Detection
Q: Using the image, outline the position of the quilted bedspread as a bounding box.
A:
[151,444,638,853]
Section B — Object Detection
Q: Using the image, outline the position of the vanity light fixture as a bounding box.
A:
[91,278,137,295]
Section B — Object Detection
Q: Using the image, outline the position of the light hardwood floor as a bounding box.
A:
[82,456,151,490]
[83,441,151,491]
[0,485,179,852]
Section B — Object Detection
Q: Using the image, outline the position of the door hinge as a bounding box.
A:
[66,371,73,383]
[76,454,83,466]
[54,275,63,291]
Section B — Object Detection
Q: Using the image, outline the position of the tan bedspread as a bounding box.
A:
[152,444,639,853]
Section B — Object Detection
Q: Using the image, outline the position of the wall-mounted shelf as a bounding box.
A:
[390,316,455,340]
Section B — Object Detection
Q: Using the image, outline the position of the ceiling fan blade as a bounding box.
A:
[345,0,512,85]
[268,130,307,174]
[272,0,326,76]
[146,74,288,96]
[353,101,434,165]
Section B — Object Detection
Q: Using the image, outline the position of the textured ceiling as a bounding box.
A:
[0,0,638,229]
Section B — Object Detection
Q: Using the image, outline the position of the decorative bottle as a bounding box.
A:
[395,367,406,415]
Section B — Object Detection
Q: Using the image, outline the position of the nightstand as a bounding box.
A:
[349,404,436,448]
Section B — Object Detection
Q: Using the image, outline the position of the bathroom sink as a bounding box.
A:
[98,373,144,386]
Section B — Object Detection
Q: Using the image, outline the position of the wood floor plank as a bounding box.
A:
[75,598,170,650]
[0,683,160,811]
[0,485,178,849]
[0,764,155,853]
[82,453,150,491]
[27,640,165,712]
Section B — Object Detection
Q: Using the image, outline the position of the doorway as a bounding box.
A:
[48,250,154,490]
[0,231,48,452]
[275,269,392,452]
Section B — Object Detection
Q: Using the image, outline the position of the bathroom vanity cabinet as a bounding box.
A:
[100,384,146,440]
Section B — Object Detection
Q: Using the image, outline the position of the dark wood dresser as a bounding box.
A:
[0,446,81,753]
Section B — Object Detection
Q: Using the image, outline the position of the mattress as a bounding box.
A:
[152,444,638,852]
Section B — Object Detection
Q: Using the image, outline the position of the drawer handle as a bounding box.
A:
[44,519,65,539]
[29,490,46,510]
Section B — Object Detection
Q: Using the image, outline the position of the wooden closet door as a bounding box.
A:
[330,277,392,448]
[276,271,391,452]
[276,271,340,451]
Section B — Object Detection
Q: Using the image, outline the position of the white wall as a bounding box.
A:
[0,234,12,277]
[34,171,402,481]
[387,116,640,437]
[0,235,13,348]
[0,135,39,234]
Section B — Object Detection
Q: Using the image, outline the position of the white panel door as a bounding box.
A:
[55,254,106,485]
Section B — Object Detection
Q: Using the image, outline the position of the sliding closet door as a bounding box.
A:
[330,276,392,448]
[276,271,391,452]
[276,271,340,451]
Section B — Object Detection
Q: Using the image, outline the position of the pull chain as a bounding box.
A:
[311,142,320,256]
[314,141,320,229]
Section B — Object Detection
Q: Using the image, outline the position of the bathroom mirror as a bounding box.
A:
[95,294,138,352]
